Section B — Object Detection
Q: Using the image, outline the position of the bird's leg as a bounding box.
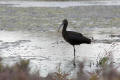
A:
[73,45,76,67]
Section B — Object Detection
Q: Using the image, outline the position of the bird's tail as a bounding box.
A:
[87,38,91,44]
[83,36,91,44]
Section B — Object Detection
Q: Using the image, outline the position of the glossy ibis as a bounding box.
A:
[58,19,91,67]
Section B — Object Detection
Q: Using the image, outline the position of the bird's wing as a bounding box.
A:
[67,31,83,37]
[67,31,90,43]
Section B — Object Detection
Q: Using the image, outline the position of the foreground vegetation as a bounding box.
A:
[0,53,120,80]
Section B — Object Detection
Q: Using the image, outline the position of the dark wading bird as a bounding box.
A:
[58,19,91,67]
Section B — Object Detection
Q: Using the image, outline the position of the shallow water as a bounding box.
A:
[0,30,120,77]
[0,0,120,77]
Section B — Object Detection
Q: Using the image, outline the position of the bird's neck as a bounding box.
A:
[62,24,67,32]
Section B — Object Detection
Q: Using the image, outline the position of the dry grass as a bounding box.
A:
[0,55,120,80]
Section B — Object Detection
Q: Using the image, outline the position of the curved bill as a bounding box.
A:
[58,23,63,32]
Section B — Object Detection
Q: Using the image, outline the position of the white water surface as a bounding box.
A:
[0,1,120,8]
[0,30,120,77]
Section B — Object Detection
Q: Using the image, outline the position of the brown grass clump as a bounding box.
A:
[0,55,120,80]
[89,55,120,80]
[0,59,42,80]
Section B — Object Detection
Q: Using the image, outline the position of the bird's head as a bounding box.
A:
[62,19,68,25]
[58,19,68,32]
